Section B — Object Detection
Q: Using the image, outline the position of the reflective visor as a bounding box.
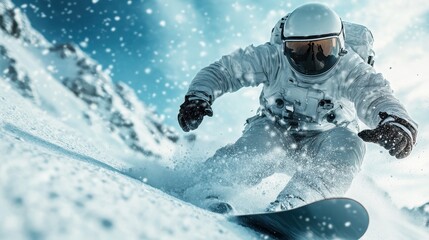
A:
[284,37,340,75]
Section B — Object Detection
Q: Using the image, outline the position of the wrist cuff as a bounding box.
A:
[186,91,213,104]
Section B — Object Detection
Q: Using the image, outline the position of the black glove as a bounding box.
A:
[178,96,213,132]
[358,112,417,159]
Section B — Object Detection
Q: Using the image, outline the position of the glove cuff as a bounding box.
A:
[186,91,213,104]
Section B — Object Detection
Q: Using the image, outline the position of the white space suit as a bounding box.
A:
[179,3,417,213]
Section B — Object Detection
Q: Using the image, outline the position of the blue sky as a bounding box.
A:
[14,0,169,104]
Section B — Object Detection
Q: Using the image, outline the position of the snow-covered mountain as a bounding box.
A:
[0,0,180,160]
[1,0,429,239]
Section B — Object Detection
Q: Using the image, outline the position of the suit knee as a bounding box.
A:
[315,127,366,170]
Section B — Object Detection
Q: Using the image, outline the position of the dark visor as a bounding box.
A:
[284,37,340,75]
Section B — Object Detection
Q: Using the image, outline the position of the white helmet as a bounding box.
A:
[282,3,347,76]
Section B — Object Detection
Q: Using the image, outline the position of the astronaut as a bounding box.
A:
[178,3,418,214]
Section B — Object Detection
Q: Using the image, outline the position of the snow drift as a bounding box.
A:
[0,0,428,239]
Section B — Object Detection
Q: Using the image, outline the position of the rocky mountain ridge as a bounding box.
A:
[0,0,181,159]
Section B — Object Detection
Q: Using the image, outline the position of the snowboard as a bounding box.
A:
[230,197,369,240]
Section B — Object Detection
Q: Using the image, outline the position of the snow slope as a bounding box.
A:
[1,1,429,239]
[2,69,429,240]
[0,81,262,240]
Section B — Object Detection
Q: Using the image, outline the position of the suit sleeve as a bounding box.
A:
[340,53,417,129]
[186,43,280,103]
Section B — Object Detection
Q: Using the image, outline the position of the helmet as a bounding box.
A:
[282,3,346,76]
